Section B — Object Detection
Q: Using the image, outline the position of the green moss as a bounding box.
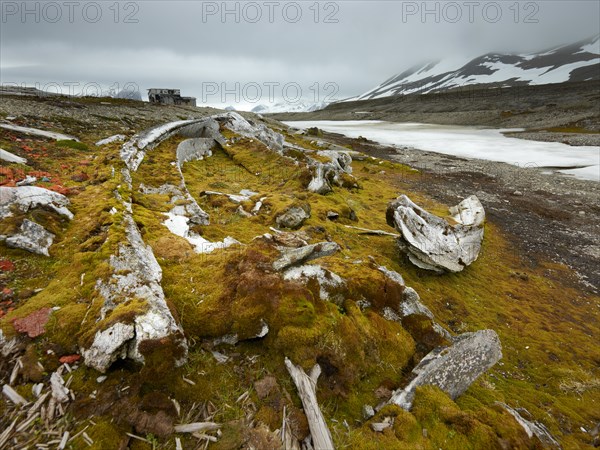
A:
[56,139,89,151]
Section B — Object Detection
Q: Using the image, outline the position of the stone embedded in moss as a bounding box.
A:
[273,241,340,271]
[275,203,311,229]
[12,307,52,338]
[389,329,502,410]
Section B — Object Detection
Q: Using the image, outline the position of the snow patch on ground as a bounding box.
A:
[163,211,239,254]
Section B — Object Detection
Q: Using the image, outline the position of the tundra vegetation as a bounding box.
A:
[0,96,599,449]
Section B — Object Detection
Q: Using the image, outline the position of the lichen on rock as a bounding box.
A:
[389,329,502,410]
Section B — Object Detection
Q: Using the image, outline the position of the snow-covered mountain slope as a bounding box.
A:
[251,100,328,114]
[354,35,600,100]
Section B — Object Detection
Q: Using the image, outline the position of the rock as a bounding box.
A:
[362,405,375,419]
[498,403,562,449]
[386,195,485,273]
[326,211,340,221]
[82,215,188,372]
[305,127,323,137]
[236,205,252,218]
[254,375,279,399]
[273,241,340,271]
[268,229,309,248]
[6,219,56,256]
[389,329,502,410]
[252,196,266,214]
[276,204,311,229]
[377,266,451,348]
[283,264,345,302]
[0,148,27,164]
[307,163,332,194]
[12,307,52,338]
[163,208,235,253]
[371,418,393,432]
[59,354,81,364]
[181,193,210,225]
[449,195,485,227]
[512,190,524,196]
[0,186,73,220]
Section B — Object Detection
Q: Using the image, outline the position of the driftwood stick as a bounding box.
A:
[343,225,399,237]
[284,358,334,450]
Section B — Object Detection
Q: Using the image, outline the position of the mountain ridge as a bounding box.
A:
[349,34,600,101]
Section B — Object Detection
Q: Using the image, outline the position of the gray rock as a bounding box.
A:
[389,329,502,410]
[386,195,485,273]
[498,403,562,449]
[273,241,340,271]
[377,266,451,344]
[0,186,73,220]
[268,228,310,248]
[6,219,55,256]
[400,287,434,320]
[200,190,256,204]
[362,405,375,419]
[276,205,311,229]
[326,211,340,221]
[182,193,210,225]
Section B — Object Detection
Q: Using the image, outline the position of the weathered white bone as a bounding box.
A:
[386,195,485,272]
[285,358,334,450]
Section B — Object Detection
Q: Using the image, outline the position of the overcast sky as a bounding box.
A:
[1,1,599,109]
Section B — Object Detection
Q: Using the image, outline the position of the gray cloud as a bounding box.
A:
[1,1,598,109]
